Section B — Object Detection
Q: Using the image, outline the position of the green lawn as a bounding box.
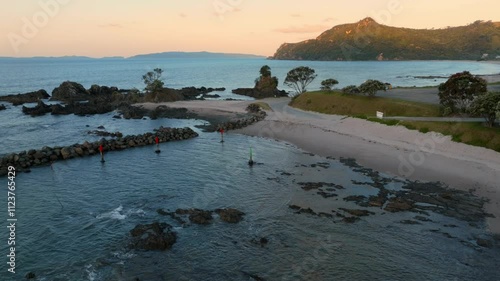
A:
[290,91,441,117]
[290,91,500,152]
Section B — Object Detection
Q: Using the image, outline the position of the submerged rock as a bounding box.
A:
[130,222,177,251]
[215,208,245,223]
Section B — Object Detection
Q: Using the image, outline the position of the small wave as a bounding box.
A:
[96,205,126,220]
[85,264,98,281]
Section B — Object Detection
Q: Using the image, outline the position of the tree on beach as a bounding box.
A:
[438,71,487,115]
[143,68,164,94]
[358,79,386,97]
[284,66,317,95]
[341,85,360,94]
[320,78,339,91]
[469,92,500,127]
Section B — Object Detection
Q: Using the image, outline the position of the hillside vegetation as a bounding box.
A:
[271,18,500,61]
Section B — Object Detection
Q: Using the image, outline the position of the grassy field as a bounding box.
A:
[290,91,441,117]
[290,91,500,152]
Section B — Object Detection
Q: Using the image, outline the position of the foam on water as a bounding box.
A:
[96,205,127,220]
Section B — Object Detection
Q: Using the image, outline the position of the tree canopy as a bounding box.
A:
[320,78,339,91]
[469,91,500,127]
[143,68,164,94]
[438,71,487,114]
[358,79,386,97]
[284,66,317,95]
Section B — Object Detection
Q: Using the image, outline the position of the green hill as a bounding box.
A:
[271,18,500,61]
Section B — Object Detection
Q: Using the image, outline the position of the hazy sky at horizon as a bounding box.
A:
[1,0,499,57]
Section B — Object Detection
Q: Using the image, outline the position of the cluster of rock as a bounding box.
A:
[157,207,246,225]
[0,104,6,111]
[216,110,266,131]
[0,89,50,105]
[8,81,227,117]
[130,208,245,251]
[232,88,288,99]
[0,127,198,176]
[87,130,123,138]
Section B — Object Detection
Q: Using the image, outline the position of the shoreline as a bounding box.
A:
[141,98,500,233]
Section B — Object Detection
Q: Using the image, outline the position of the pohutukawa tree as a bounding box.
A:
[438,71,487,114]
[469,92,500,127]
[284,66,317,95]
[358,79,386,97]
[320,78,339,91]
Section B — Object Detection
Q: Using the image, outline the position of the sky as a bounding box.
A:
[1,0,499,58]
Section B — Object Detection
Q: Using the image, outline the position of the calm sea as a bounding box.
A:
[0,58,499,280]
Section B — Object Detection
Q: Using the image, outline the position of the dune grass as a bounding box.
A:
[290,91,441,117]
[290,91,500,152]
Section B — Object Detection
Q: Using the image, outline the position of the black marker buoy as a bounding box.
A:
[155,149,161,154]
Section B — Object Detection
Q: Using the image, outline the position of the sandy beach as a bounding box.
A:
[140,97,500,233]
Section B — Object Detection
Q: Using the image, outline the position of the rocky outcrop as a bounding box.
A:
[22,100,52,116]
[130,222,177,251]
[0,104,7,111]
[0,89,50,106]
[50,81,90,102]
[215,208,245,223]
[0,127,198,176]
[232,88,288,99]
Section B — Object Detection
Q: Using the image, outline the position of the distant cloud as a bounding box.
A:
[291,14,301,18]
[98,23,123,29]
[179,13,187,18]
[274,24,329,34]
[323,17,337,23]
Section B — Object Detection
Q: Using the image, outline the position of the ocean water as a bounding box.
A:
[0,58,499,97]
[0,58,499,280]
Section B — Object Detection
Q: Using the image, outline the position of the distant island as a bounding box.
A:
[270,18,500,61]
[128,51,265,59]
[0,52,265,60]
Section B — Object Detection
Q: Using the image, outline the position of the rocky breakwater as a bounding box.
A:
[0,127,198,177]
[215,104,267,132]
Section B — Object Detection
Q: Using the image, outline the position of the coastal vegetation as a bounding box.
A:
[438,71,488,114]
[290,91,500,152]
[284,66,317,95]
[271,18,500,61]
[358,79,387,97]
[320,78,339,91]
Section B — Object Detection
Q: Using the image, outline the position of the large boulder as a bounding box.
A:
[130,222,177,251]
[0,89,50,106]
[51,81,89,102]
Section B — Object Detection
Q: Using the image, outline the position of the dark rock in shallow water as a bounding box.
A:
[215,208,245,223]
[232,88,288,99]
[0,104,6,111]
[22,100,52,116]
[476,238,493,248]
[25,272,36,279]
[0,89,49,106]
[188,210,213,225]
[130,222,177,251]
